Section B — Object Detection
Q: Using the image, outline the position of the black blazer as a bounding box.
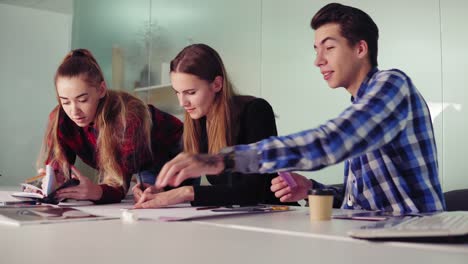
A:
[191,96,296,206]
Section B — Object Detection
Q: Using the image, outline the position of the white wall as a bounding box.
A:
[0,3,72,185]
[440,0,468,191]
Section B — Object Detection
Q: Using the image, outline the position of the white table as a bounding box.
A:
[1,190,467,264]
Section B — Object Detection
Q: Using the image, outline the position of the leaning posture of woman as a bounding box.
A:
[134,44,295,208]
[36,49,184,204]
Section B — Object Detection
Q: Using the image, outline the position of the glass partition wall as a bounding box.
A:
[71,0,468,191]
[72,0,262,119]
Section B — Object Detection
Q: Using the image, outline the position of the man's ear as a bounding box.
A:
[98,81,107,98]
[356,40,369,60]
[212,76,223,93]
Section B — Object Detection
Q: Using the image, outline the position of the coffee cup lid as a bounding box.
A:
[308,188,334,196]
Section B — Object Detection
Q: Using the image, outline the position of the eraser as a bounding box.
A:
[121,209,138,223]
[278,172,297,188]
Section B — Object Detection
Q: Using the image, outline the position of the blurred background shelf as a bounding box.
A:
[134,83,172,92]
[133,83,183,120]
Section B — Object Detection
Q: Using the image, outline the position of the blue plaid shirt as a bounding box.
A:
[226,68,445,213]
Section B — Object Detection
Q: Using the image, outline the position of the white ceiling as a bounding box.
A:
[0,0,73,14]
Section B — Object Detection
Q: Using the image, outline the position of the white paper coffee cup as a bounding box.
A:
[308,189,334,221]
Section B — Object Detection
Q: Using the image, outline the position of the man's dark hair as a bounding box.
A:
[311,3,379,67]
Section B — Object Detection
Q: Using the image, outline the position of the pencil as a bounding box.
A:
[25,173,46,183]
[270,205,290,211]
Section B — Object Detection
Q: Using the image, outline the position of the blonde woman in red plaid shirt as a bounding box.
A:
[35,49,186,204]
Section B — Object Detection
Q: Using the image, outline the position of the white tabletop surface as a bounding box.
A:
[1,189,467,264]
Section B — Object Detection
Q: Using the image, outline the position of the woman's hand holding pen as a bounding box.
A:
[132,183,157,203]
[271,173,312,202]
[134,186,194,209]
[39,167,66,190]
[55,165,103,201]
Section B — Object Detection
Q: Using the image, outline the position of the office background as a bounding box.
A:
[0,0,466,193]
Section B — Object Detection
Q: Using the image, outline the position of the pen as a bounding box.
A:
[133,154,145,192]
[137,172,145,191]
[24,173,46,184]
[212,205,267,212]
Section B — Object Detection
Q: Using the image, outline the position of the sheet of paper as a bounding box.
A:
[76,203,289,222]
[2,191,291,222]
[0,191,25,202]
[0,206,115,226]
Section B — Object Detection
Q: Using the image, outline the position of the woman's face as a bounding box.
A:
[171,72,222,120]
[56,76,106,127]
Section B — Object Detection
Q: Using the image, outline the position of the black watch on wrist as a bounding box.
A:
[221,150,236,173]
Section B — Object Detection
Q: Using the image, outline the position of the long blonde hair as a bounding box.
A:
[37,49,152,188]
[170,44,235,154]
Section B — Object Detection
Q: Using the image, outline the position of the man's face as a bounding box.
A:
[314,23,362,90]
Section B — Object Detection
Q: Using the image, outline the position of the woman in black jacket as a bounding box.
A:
[133,44,295,207]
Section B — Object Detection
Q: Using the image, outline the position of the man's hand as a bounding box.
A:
[133,186,195,209]
[132,183,156,203]
[155,153,224,188]
[270,172,312,202]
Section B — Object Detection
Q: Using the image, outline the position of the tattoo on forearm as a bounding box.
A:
[194,154,221,167]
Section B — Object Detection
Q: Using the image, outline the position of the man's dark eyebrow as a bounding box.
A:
[314,37,339,49]
[59,93,88,100]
